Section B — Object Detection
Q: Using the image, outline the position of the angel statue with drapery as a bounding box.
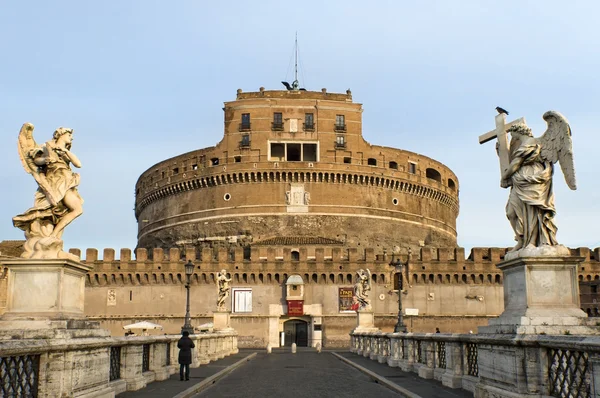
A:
[497,111,576,259]
[354,268,372,310]
[12,123,83,260]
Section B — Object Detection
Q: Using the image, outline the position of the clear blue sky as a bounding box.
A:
[1,1,598,256]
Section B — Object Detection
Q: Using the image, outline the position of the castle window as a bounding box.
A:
[211,157,219,166]
[172,167,179,175]
[192,164,198,170]
[161,171,165,179]
[335,135,346,149]
[389,161,398,170]
[344,157,351,164]
[234,156,241,163]
[287,143,301,161]
[269,141,319,162]
[448,178,456,190]
[240,113,251,131]
[291,250,300,261]
[272,113,283,131]
[304,113,315,131]
[303,143,317,161]
[232,288,252,313]
[367,158,377,166]
[426,168,442,183]
[240,134,250,147]
[335,115,346,132]
[408,162,416,174]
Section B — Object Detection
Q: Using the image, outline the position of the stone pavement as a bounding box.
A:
[117,350,253,398]
[117,349,474,398]
[193,349,474,398]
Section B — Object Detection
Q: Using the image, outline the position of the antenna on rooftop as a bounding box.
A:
[282,32,306,91]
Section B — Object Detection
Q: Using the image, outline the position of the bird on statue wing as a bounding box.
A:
[496,106,509,115]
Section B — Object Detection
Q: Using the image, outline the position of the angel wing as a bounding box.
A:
[538,111,576,190]
[17,123,58,205]
[365,268,372,291]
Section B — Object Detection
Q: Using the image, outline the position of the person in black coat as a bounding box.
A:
[177,331,195,381]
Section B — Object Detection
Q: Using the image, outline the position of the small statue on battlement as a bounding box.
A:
[12,123,83,260]
[216,269,231,310]
[480,111,576,258]
[354,268,372,310]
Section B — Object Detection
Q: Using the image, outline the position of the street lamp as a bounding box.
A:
[389,248,411,333]
[181,259,195,334]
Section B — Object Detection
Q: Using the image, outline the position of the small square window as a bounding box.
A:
[234,156,241,163]
[409,162,416,174]
[192,164,198,170]
[173,167,179,174]
[344,157,351,164]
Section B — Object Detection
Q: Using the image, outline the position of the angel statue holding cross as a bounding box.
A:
[12,123,83,260]
[479,111,576,258]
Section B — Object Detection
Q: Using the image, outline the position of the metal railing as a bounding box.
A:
[0,355,39,397]
[109,346,121,381]
[238,123,251,132]
[303,123,315,131]
[549,348,590,398]
[142,344,150,372]
[271,122,283,131]
[334,123,346,132]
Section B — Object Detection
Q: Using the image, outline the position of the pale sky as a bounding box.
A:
[1,1,598,256]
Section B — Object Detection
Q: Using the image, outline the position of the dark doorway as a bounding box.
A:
[283,319,308,347]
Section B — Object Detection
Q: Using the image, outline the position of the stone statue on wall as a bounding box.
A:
[354,268,372,310]
[13,123,83,260]
[216,269,231,310]
[498,112,576,258]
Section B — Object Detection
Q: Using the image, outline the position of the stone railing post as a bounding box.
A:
[121,344,146,390]
[418,339,434,379]
[400,335,415,372]
[370,332,381,360]
[150,342,169,381]
[363,333,373,358]
[196,336,209,365]
[388,333,401,367]
[377,334,389,363]
[442,339,463,389]
[349,334,357,353]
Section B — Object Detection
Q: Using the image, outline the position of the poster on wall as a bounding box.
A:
[339,287,357,313]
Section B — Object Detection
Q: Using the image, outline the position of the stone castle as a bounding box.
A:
[2,86,599,348]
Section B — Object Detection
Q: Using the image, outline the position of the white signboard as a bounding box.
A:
[404,308,419,316]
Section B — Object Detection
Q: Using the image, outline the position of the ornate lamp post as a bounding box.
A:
[181,260,195,334]
[389,248,411,333]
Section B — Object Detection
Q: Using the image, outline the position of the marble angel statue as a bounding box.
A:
[500,111,576,257]
[353,268,372,310]
[12,123,83,260]
[216,269,232,310]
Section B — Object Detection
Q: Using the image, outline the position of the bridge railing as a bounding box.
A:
[0,332,238,397]
[350,331,600,397]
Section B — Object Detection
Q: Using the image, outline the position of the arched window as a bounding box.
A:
[367,158,377,166]
[389,161,398,170]
[291,250,300,261]
[448,178,456,190]
[426,168,442,183]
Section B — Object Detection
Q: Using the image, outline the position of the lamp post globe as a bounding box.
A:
[182,260,195,335]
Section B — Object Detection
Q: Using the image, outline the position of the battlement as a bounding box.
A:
[68,246,600,270]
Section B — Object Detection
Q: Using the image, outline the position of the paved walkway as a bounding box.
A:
[194,350,473,398]
[118,349,474,398]
[117,351,252,398]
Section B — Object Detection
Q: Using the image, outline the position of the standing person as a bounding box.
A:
[435,327,440,333]
[177,331,195,381]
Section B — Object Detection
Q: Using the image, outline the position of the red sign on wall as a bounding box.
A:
[287,300,304,316]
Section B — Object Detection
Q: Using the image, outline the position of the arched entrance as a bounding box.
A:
[283,319,308,347]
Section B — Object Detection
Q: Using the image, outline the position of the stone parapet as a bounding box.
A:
[0,332,238,397]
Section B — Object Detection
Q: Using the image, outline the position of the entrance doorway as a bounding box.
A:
[283,319,308,347]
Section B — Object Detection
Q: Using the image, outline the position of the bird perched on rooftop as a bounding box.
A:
[496,106,509,115]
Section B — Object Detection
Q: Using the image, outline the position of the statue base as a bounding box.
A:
[479,255,600,335]
[353,310,379,333]
[213,309,234,333]
[0,258,109,339]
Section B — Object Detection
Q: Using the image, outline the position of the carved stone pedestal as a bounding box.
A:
[353,310,379,333]
[213,310,234,333]
[478,256,598,335]
[0,258,109,339]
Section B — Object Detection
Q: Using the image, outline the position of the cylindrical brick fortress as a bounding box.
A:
[134,88,459,251]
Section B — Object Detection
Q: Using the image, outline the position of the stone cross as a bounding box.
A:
[479,114,526,181]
